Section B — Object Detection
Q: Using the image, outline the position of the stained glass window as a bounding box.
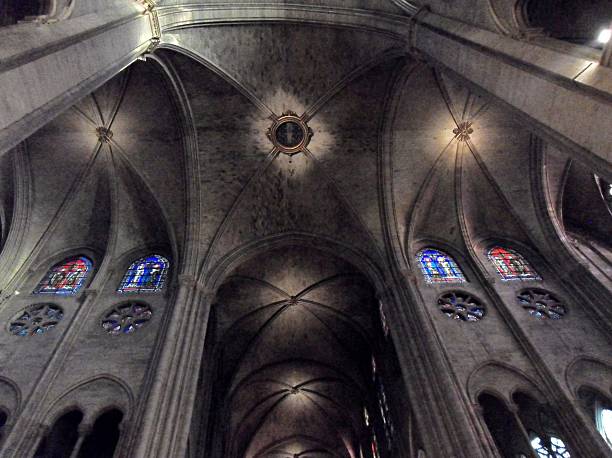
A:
[599,407,612,447]
[117,254,169,293]
[530,434,571,458]
[487,246,540,281]
[101,302,152,335]
[378,300,390,337]
[372,356,394,451]
[34,257,92,295]
[437,291,485,322]
[9,304,64,336]
[517,289,566,320]
[416,249,465,283]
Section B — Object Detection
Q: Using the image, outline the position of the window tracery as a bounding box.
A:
[416,249,466,283]
[529,433,571,458]
[437,291,485,322]
[9,304,63,336]
[34,256,92,295]
[515,393,571,458]
[101,302,152,335]
[117,254,169,293]
[487,246,541,281]
[516,289,566,320]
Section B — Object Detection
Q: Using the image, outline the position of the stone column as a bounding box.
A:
[0,2,154,155]
[130,274,212,458]
[380,274,493,458]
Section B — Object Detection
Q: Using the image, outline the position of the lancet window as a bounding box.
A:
[416,249,465,283]
[479,392,572,458]
[578,387,612,448]
[487,246,540,281]
[34,256,92,295]
[77,409,123,458]
[117,254,169,293]
[34,410,83,458]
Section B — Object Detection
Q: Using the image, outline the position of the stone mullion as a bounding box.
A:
[68,423,92,458]
[131,275,209,458]
[381,271,492,458]
[506,404,539,458]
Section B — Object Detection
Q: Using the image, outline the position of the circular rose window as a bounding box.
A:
[437,291,485,322]
[516,288,566,320]
[101,302,152,335]
[9,304,64,336]
[267,111,312,155]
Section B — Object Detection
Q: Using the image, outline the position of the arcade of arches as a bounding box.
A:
[0,1,611,457]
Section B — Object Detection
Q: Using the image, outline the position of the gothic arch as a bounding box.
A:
[467,361,545,406]
[566,357,612,399]
[44,375,133,427]
[0,376,21,419]
[202,232,389,296]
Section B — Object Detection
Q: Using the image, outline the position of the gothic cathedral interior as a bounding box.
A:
[0,0,611,457]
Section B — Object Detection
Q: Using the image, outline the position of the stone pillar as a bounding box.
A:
[0,2,154,155]
[130,274,211,458]
[380,274,493,458]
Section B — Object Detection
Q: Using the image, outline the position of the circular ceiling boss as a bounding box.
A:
[267,111,313,155]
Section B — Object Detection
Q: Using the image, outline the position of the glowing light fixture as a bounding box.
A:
[597,28,611,44]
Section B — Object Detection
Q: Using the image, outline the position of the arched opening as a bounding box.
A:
[521,0,612,47]
[77,409,124,458]
[34,409,83,458]
[0,409,8,443]
[513,392,572,457]
[189,245,412,457]
[0,0,48,26]
[578,387,612,448]
[478,393,532,457]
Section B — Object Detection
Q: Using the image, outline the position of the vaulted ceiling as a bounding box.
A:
[209,246,380,458]
[0,10,609,457]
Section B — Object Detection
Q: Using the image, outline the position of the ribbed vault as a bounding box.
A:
[204,246,383,458]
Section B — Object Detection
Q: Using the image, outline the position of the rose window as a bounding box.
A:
[517,289,566,320]
[9,304,64,336]
[101,302,152,335]
[437,291,485,322]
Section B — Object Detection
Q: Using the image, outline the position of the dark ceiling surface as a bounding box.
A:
[210,246,379,458]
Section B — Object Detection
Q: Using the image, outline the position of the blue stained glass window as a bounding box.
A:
[34,256,92,295]
[117,254,169,293]
[416,249,466,283]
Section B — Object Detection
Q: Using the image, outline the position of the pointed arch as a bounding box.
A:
[415,248,466,283]
[117,254,169,293]
[486,246,541,281]
[34,255,92,295]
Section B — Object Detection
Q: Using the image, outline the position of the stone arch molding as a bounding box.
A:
[42,375,132,427]
[0,376,21,419]
[566,357,612,399]
[467,361,546,406]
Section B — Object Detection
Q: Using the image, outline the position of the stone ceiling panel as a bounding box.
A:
[166,24,403,115]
